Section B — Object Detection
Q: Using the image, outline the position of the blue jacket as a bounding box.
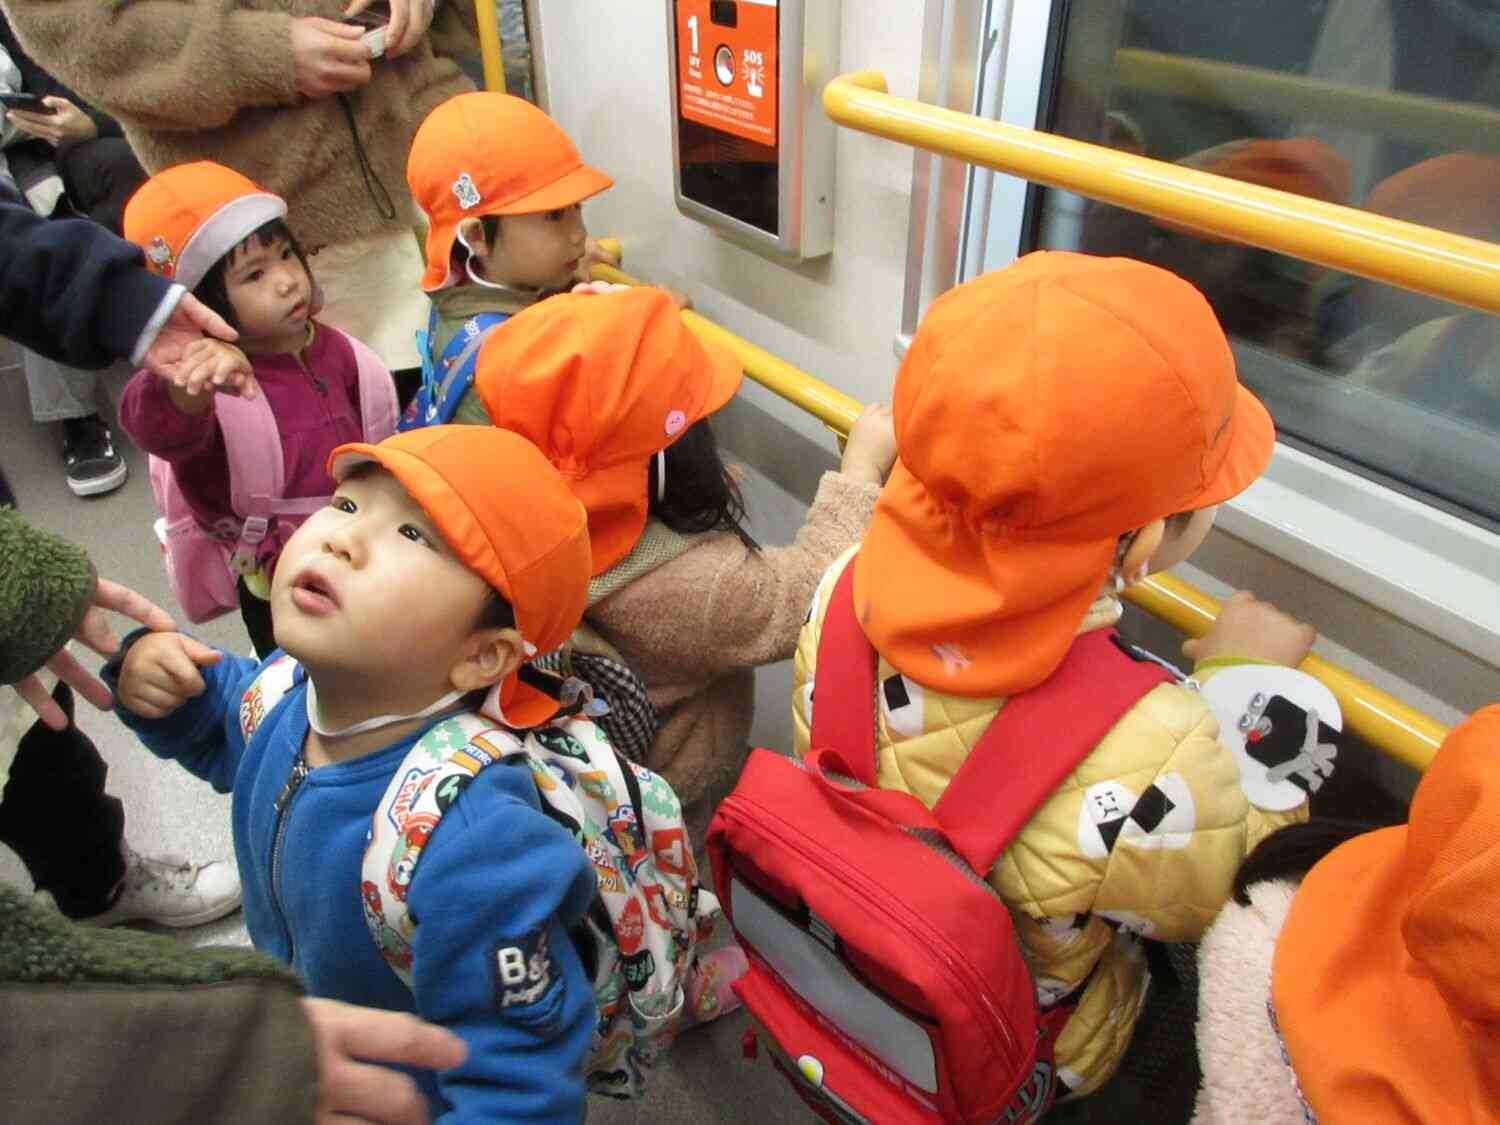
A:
[116,649,597,1124]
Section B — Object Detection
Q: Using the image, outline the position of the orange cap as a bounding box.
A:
[122,161,287,290]
[1155,138,1352,241]
[473,287,743,575]
[1365,152,1500,241]
[854,252,1274,697]
[1273,705,1500,1123]
[327,426,591,728]
[407,92,614,291]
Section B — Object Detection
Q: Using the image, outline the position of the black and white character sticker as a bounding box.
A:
[1200,666,1341,812]
[1076,773,1196,860]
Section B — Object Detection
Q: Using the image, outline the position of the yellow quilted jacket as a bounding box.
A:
[792,550,1305,1097]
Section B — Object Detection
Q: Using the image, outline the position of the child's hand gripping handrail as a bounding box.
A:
[590,244,1448,771]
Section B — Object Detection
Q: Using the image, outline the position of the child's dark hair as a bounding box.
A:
[194,219,310,330]
[1231,817,1377,905]
[647,419,758,551]
[476,590,516,632]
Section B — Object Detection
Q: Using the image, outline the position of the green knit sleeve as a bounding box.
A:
[0,507,97,685]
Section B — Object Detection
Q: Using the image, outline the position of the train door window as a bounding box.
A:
[968,0,1500,533]
[498,0,539,102]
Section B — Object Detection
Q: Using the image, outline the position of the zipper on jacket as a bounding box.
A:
[294,353,327,397]
[724,793,1020,1068]
[270,751,311,959]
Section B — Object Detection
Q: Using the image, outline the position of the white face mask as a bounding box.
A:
[305,681,467,740]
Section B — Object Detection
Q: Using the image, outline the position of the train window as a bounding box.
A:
[988,0,1500,531]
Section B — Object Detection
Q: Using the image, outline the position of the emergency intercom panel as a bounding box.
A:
[667,0,839,260]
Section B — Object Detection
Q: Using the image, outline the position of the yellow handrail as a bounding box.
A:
[823,71,1500,319]
[1114,49,1500,156]
[474,0,507,95]
[591,251,1448,772]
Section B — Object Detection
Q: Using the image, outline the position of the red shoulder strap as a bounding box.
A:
[810,558,880,785]
[810,554,1173,873]
[933,629,1173,874]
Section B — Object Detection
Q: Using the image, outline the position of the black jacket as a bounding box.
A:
[0,199,169,369]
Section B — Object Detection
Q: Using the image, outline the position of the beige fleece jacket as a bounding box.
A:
[3,0,478,248]
[587,470,881,846]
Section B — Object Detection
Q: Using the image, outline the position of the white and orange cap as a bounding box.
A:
[122,161,287,291]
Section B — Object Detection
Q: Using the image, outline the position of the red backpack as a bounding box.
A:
[707,559,1172,1124]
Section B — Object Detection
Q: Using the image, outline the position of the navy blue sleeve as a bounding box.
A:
[406,769,598,1125]
[113,639,261,794]
[0,200,169,368]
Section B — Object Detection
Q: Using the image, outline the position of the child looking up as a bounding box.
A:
[467,287,898,848]
[109,426,600,1124]
[119,162,397,657]
[792,252,1326,1100]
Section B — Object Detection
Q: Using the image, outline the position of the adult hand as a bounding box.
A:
[141,292,239,380]
[14,579,176,731]
[6,96,96,150]
[302,998,466,1125]
[291,17,374,98]
[344,0,435,59]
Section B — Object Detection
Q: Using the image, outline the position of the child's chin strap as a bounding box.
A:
[456,226,541,298]
[305,682,467,739]
[656,449,667,503]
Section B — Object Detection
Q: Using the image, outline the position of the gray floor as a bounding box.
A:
[0,347,810,1123]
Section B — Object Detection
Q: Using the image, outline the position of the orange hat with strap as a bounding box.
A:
[473,287,743,575]
[407,92,614,291]
[327,425,592,728]
[1272,705,1500,1123]
[854,251,1274,697]
[1154,137,1353,240]
[1364,152,1500,241]
[122,161,287,291]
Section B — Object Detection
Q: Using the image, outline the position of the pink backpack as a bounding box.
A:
[707,557,1173,1124]
[148,333,397,623]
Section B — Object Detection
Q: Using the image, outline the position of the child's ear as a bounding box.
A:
[457,217,491,261]
[450,627,525,694]
[1118,519,1165,582]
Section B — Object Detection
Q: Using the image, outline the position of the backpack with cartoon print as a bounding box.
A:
[361,698,718,1100]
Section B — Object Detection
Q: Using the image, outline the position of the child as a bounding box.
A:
[403,91,615,426]
[119,162,397,657]
[108,426,601,1123]
[792,252,1324,1100]
[464,286,899,848]
[1193,704,1500,1124]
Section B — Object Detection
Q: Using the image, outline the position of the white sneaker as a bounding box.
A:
[79,846,242,929]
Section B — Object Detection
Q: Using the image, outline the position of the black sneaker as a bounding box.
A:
[62,414,128,497]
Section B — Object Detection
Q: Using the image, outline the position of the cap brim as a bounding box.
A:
[493,164,615,216]
[327,442,514,606]
[1187,384,1276,510]
[695,335,745,420]
[176,193,288,291]
[853,462,1119,697]
[1272,829,1473,1119]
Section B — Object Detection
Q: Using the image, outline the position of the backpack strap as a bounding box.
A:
[811,555,1173,874]
[215,392,321,575]
[362,712,527,985]
[401,310,509,429]
[347,330,400,442]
